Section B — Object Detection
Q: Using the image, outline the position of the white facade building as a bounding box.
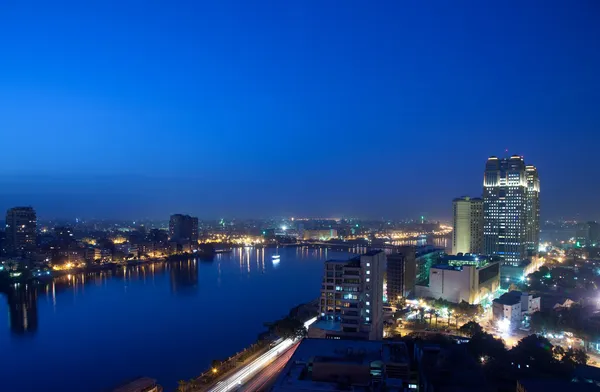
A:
[492,291,540,330]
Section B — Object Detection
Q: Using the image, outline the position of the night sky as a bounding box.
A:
[1,1,598,220]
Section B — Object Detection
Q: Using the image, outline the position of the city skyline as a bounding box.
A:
[1,1,599,220]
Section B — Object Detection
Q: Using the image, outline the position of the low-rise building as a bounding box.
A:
[271,339,412,392]
[302,229,338,241]
[415,255,500,304]
[492,291,540,330]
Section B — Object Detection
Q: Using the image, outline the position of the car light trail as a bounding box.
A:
[208,317,317,392]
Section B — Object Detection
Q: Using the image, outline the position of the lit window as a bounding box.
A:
[366,270,371,275]
[366,301,370,306]
[366,263,370,267]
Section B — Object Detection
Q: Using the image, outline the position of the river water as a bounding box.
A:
[0,247,351,392]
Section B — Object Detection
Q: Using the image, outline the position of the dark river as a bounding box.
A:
[0,247,352,392]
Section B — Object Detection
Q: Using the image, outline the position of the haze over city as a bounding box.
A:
[4,2,600,392]
[1,0,599,220]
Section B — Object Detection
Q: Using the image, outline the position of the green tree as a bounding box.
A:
[509,334,570,378]
[459,321,484,337]
[467,332,507,360]
[562,348,589,367]
[530,310,558,333]
[272,317,307,340]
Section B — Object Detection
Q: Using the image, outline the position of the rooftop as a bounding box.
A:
[362,250,385,257]
[311,319,343,332]
[494,291,524,306]
[273,339,409,392]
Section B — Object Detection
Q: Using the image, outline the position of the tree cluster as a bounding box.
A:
[460,322,589,390]
[271,316,307,340]
[530,304,600,344]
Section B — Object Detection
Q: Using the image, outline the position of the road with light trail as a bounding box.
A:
[207,317,317,392]
[238,341,300,392]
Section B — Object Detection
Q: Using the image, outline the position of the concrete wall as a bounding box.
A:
[427,266,474,303]
[492,302,522,328]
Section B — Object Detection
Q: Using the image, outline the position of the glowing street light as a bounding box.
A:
[497,318,510,334]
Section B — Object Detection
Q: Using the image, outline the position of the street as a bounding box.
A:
[207,317,316,392]
[239,342,300,392]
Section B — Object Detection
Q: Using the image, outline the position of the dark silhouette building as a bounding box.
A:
[169,214,198,243]
[387,246,417,301]
[5,206,37,256]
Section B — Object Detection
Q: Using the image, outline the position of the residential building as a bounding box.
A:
[415,343,491,392]
[271,339,412,392]
[168,214,198,243]
[387,246,416,301]
[452,197,483,255]
[310,250,385,340]
[415,255,500,304]
[492,290,540,330]
[483,156,540,265]
[525,165,541,252]
[5,207,37,256]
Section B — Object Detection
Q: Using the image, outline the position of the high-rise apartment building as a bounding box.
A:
[387,246,416,302]
[169,214,199,243]
[483,156,540,265]
[525,166,540,252]
[452,197,483,255]
[310,250,385,340]
[5,207,37,256]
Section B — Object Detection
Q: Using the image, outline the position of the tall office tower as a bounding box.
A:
[387,246,417,302]
[169,214,199,243]
[5,207,37,256]
[525,165,541,252]
[313,250,386,340]
[483,156,539,265]
[452,197,484,255]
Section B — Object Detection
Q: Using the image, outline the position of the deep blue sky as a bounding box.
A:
[1,0,598,220]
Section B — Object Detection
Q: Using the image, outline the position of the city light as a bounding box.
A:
[497,318,510,334]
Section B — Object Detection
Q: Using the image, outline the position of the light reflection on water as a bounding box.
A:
[0,247,349,392]
[0,239,448,392]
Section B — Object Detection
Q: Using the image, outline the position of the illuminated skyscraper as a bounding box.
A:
[452,197,483,255]
[483,156,539,265]
[525,165,540,252]
[5,206,37,256]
